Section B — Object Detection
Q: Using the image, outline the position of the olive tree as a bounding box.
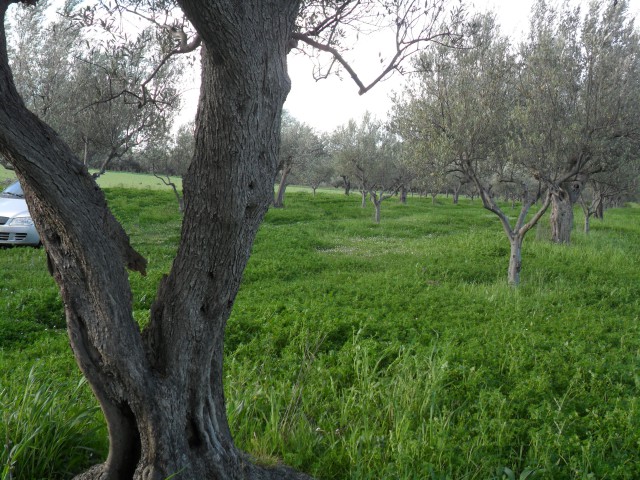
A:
[8,1,181,174]
[295,133,334,196]
[0,0,467,478]
[519,0,640,244]
[331,113,402,222]
[274,112,323,207]
[394,14,552,285]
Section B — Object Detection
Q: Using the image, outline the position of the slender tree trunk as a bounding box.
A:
[370,193,381,224]
[584,213,591,234]
[83,136,89,166]
[431,193,437,204]
[1,2,312,479]
[508,234,524,286]
[472,170,552,287]
[273,165,291,208]
[595,197,604,219]
[361,189,367,208]
[578,196,593,235]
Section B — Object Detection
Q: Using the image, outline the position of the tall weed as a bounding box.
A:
[0,366,106,480]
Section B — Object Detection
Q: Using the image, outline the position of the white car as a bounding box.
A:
[0,181,40,246]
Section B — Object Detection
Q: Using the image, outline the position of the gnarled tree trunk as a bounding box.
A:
[550,188,574,244]
[341,175,351,195]
[341,175,351,196]
[550,178,584,244]
[0,1,312,479]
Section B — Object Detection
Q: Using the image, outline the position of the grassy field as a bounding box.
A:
[0,166,182,190]
[1,180,640,479]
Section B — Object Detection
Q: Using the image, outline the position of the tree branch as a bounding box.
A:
[292,1,467,95]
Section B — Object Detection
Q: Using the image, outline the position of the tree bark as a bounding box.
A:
[360,189,367,208]
[341,175,351,195]
[452,185,460,204]
[274,164,291,208]
[550,178,585,244]
[550,188,574,244]
[399,185,408,204]
[507,234,524,286]
[373,199,381,224]
[584,213,591,235]
[471,171,552,286]
[595,196,604,219]
[1,1,313,479]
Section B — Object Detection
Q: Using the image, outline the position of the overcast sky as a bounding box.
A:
[282,0,640,133]
[175,1,640,132]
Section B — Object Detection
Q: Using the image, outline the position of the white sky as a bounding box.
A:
[282,0,640,133]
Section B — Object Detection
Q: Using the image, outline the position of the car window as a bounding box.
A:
[1,181,24,198]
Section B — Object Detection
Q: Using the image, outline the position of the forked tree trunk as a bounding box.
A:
[579,197,593,235]
[452,185,460,204]
[595,196,604,219]
[472,173,552,287]
[0,2,312,479]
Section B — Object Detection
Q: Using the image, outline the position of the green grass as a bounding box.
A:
[1,187,639,479]
[0,167,14,184]
[93,170,183,190]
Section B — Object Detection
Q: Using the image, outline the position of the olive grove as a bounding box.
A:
[519,0,640,244]
[331,113,403,223]
[393,14,552,285]
[0,0,468,478]
[393,0,640,284]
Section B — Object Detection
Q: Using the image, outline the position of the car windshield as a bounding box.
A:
[1,181,24,198]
